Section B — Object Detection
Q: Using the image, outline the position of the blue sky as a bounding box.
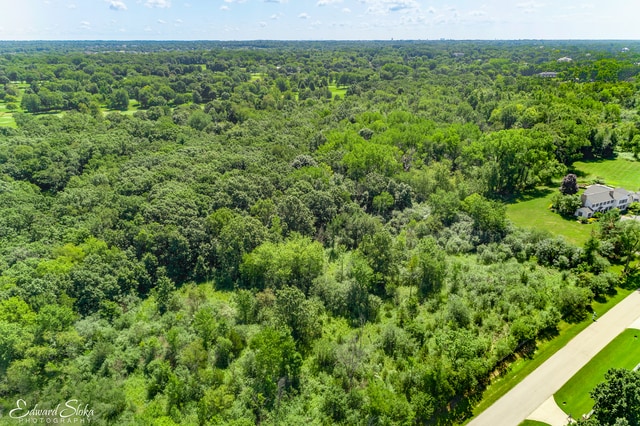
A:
[0,0,638,40]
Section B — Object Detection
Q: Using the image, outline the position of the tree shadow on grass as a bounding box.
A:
[569,168,589,179]
[538,326,560,343]
[504,187,555,205]
[432,393,480,426]
[620,271,640,291]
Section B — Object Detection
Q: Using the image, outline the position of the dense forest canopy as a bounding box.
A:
[0,40,639,425]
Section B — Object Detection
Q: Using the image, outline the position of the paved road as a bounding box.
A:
[468,289,640,426]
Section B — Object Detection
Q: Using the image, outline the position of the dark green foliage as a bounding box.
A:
[560,173,579,195]
[109,89,129,111]
[0,40,636,426]
[552,193,582,217]
[590,368,640,425]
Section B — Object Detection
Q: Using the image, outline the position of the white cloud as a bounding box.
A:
[260,21,267,27]
[144,25,152,31]
[80,21,91,30]
[158,19,167,24]
[109,0,127,10]
[517,1,545,8]
[220,5,229,10]
[145,0,171,8]
[67,3,77,9]
[517,1,544,13]
[299,12,310,19]
[264,0,287,3]
[317,0,342,5]
[175,19,183,24]
[361,0,420,15]
[342,7,351,13]
[469,10,487,17]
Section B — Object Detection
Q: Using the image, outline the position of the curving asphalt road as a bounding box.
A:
[468,289,640,426]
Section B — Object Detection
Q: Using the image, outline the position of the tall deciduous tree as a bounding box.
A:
[109,88,129,111]
[590,368,640,425]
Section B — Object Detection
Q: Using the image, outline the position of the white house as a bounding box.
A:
[575,184,640,218]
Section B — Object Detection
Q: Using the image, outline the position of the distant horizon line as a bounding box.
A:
[1,38,639,43]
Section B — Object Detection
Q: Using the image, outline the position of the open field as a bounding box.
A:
[506,187,593,246]
[572,157,640,190]
[0,110,17,127]
[329,84,347,99]
[554,328,640,418]
[0,106,17,127]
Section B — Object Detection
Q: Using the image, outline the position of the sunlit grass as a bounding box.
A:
[572,157,640,191]
[329,84,347,99]
[506,187,593,247]
[519,420,551,426]
[554,328,640,418]
[0,107,17,127]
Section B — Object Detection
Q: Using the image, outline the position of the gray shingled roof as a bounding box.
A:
[583,184,612,195]
[576,207,593,215]
[613,188,630,200]
[586,191,613,204]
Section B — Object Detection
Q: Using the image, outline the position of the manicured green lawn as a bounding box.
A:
[468,286,633,423]
[554,328,640,418]
[519,420,550,426]
[506,187,593,246]
[572,157,640,191]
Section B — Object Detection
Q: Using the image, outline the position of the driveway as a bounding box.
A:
[468,289,640,426]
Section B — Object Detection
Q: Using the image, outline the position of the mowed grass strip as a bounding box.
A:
[573,158,640,191]
[519,420,551,426]
[554,328,640,418]
[506,187,593,246]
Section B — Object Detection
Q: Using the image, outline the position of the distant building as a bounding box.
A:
[452,52,465,58]
[538,72,558,78]
[575,184,640,218]
[557,57,573,63]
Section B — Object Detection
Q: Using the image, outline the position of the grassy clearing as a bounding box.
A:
[468,286,634,423]
[0,100,17,127]
[0,112,18,128]
[572,157,640,191]
[106,99,141,116]
[506,187,593,246]
[250,72,266,81]
[554,328,640,418]
[329,84,347,99]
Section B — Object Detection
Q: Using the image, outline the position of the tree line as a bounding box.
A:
[0,40,639,424]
